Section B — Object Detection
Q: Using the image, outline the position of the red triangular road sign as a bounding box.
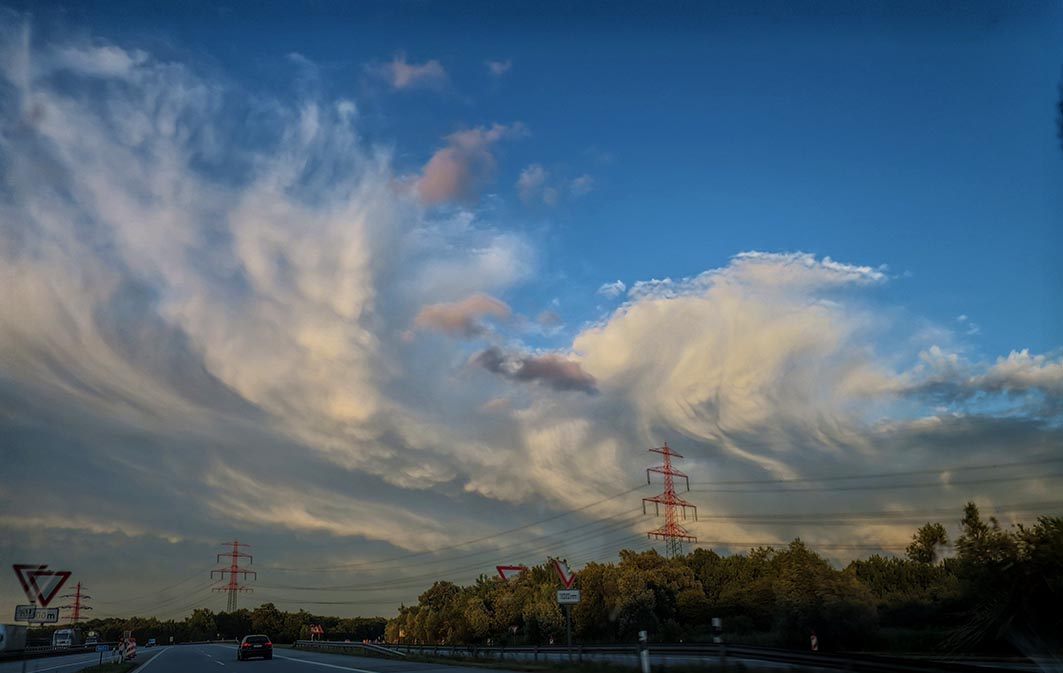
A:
[12,565,71,607]
[496,565,526,581]
[551,558,576,589]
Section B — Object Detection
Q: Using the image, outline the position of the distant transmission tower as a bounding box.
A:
[211,540,256,611]
[58,582,92,625]
[642,442,698,557]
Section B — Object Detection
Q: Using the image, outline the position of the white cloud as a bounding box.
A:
[516,164,593,205]
[486,59,511,76]
[597,280,626,299]
[0,28,539,548]
[2,24,1060,617]
[516,163,549,203]
[570,174,595,196]
[957,314,981,335]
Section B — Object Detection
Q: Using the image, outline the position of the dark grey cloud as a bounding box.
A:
[472,346,598,394]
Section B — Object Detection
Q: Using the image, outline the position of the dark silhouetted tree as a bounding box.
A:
[907,522,949,564]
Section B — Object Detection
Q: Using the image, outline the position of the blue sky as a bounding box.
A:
[19,0,1062,356]
[1,1,1061,617]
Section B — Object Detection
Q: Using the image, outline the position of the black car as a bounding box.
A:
[237,634,273,661]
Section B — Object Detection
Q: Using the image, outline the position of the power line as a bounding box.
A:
[688,499,1063,523]
[692,471,1063,493]
[257,511,650,592]
[264,483,650,572]
[690,456,1063,486]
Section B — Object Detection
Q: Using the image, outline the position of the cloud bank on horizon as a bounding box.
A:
[0,16,1060,616]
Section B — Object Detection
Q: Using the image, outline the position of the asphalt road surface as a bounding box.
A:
[0,646,169,673]
[54,644,540,673]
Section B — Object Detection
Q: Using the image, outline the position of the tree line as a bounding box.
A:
[26,503,1060,656]
[384,503,1062,655]
[29,604,385,646]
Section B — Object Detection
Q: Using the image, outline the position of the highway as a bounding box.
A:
[10,644,539,673]
[0,646,169,673]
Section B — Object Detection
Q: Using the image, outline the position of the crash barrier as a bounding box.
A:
[295,640,406,657]
[0,642,119,663]
[380,642,1028,673]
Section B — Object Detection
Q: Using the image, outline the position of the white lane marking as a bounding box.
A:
[24,657,99,673]
[135,645,172,672]
[215,661,226,666]
[273,654,383,673]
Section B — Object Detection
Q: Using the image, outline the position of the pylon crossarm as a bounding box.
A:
[648,465,688,478]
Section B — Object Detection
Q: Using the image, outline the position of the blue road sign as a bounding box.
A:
[96,645,110,652]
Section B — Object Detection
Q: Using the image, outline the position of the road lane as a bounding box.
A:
[0,645,169,673]
[188,644,529,673]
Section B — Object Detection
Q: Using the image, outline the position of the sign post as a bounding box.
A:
[550,559,579,658]
[555,591,579,656]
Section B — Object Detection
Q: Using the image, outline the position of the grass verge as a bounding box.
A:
[80,663,138,672]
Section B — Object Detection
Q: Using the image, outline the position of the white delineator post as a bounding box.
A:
[638,630,651,673]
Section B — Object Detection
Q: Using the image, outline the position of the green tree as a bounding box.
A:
[250,603,285,639]
[187,608,217,641]
[906,522,949,564]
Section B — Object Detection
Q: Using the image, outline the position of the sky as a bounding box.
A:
[1,1,1061,620]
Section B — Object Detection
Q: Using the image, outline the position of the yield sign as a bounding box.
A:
[496,565,526,581]
[551,558,576,589]
[12,565,71,608]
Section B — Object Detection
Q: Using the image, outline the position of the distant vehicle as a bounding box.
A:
[85,636,99,645]
[145,638,157,647]
[52,628,82,648]
[0,624,28,652]
[237,634,272,661]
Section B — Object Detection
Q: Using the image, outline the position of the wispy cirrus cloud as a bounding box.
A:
[2,17,1061,619]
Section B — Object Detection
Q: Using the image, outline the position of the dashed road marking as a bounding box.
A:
[273,654,382,673]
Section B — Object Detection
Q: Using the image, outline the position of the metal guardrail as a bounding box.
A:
[295,640,407,657]
[0,641,120,663]
[377,642,1029,673]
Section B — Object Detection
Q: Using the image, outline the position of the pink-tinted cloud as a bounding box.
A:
[414,293,511,337]
[371,53,447,90]
[416,123,524,204]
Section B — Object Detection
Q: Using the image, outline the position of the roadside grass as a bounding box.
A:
[82,663,137,672]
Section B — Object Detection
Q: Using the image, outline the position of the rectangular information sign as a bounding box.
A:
[557,589,580,604]
[33,608,59,623]
[14,604,35,621]
[97,645,110,652]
